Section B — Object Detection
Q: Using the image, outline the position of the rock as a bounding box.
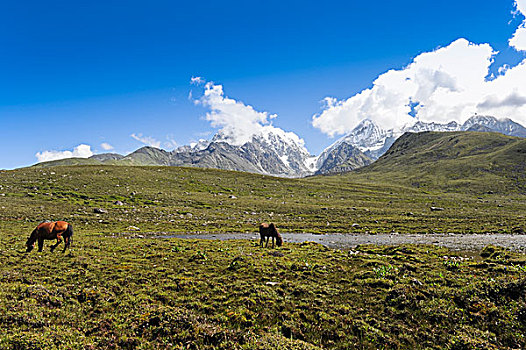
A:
[229,195,237,199]
[265,281,279,286]
[114,201,124,206]
[430,207,444,211]
[352,223,361,228]
[93,208,107,214]
[127,226,141,231]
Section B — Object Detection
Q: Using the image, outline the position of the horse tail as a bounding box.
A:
[65,224,74,246]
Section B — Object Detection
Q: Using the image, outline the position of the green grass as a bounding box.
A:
[0,163,525,348]
[350,131,526,194]
[1,235,526,349]
[0,165,524,235]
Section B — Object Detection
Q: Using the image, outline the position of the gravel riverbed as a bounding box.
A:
[169,233,526,253]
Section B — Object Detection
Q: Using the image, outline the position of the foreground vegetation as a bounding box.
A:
[2,235,526,349]
[0,163,525,348]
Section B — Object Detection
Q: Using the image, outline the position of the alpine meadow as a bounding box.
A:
[3,0,526,349]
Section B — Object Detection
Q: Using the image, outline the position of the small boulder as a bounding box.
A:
[114,201,124,206]
[430,207,444,211]
[93,208,107,214]
[127,226,141,231]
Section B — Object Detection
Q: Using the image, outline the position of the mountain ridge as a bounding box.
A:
[32,115,526,178]
[349,131,526,193]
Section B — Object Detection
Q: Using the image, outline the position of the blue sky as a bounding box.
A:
[1,0,525,169]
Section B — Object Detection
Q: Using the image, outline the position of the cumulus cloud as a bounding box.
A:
[100,142,114,151]
[510,0,526,51]
[131,133,161,148]
[35,144,93,163]
[197,82,278,145]
[313,33,526,136]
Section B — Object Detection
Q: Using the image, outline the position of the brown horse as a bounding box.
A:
[259,223,283,248]
[26,221,73,253]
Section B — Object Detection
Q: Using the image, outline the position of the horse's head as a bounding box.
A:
[26,229,37,252]
[270,223,283,247]
[26,239,34,252]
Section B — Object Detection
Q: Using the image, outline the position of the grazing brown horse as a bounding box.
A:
[26,221,73,253]
[259,223,283,248]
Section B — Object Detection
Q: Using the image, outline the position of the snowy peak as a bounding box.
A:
[460,115,526,137]
[317,119,394,167]
[341,119,394,152]
[169,126,316,177]
[406,120,460,133]
[174,139,210,153]
[322,115,526,166]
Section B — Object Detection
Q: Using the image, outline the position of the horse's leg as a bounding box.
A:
[266,236,270,247]
[37,238,44,252]
[260,234,264,247]
[50,237,62,252]
[62,236,69,252]
[272,236,275,248]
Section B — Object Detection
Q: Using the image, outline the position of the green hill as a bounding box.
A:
[346,131,526,194]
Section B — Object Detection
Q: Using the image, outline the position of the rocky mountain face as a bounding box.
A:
[460,115,526,137]
[327,115,526,164]
[101,127,317,177]
[314,142,372,175]
[36,115,526,178]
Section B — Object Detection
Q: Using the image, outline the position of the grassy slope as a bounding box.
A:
[0,165,524,235]
[348,131,526,194]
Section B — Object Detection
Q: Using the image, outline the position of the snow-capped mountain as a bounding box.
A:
[173,139,210,153]
[169,126,317,177]
[317,119,397,167]
[325,115,526,165]
[460,115,526,137]
[405,120,460,133]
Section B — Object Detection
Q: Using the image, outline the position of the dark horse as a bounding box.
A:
[259,223,283,248]
[26,221,73,253]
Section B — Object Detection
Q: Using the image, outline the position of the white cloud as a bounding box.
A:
[164,135,178,150]
[131,133,161,148]
[190,76,205,85]
[100,142,114,151]
[35,144,93,163]
[197,82,278,145]
[510,0,526,51]
[313,33,526,136]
